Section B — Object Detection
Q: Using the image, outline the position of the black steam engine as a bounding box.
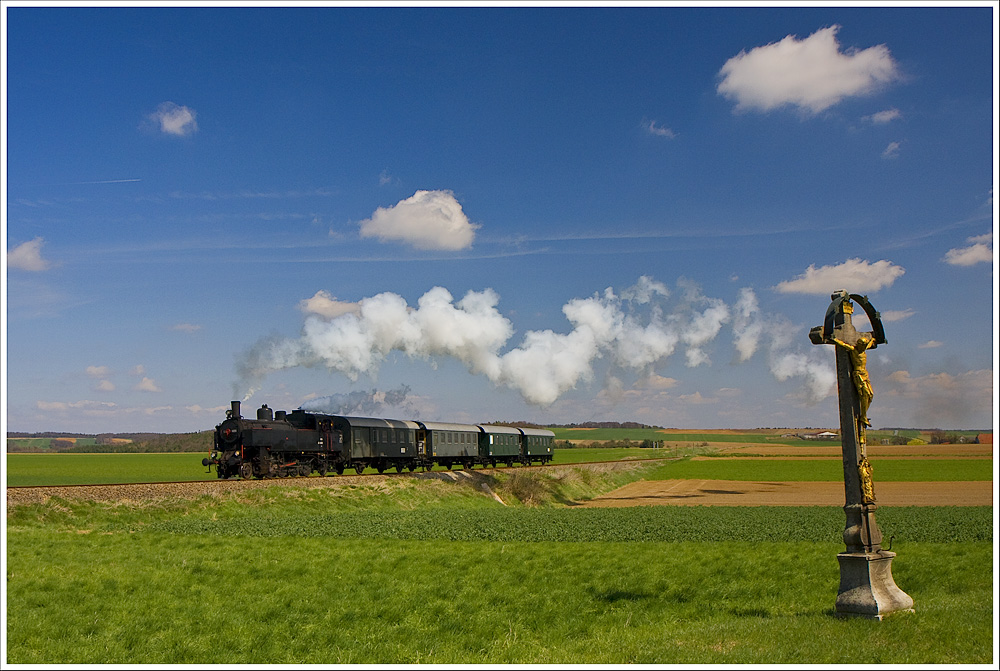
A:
[203,401,554,479]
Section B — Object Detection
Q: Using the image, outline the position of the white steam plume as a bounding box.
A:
[235,276,834,407]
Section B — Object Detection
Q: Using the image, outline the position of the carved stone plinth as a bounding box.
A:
[835,551,915,620]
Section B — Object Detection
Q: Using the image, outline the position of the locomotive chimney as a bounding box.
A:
[231,400,241,419]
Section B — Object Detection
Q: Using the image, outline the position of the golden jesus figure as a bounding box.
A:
[831,332,875,429]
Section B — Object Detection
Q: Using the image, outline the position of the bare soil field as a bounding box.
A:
[579,479,993,507]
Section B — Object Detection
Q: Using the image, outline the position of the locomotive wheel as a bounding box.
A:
[424,464,433,472]
[354,464,364,475]
[299,464,311,477]
[239,462,253,480]
[408,464,416,472]
[395,464,404,473]
[336,464,345,475]
[318,464,327,477]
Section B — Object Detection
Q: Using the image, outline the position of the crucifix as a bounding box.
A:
[809,290,914,619]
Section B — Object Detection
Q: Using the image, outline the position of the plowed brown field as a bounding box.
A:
[578,478,993,507]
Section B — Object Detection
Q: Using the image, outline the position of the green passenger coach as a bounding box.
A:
[520,427,555,465]
[478,425,522,467]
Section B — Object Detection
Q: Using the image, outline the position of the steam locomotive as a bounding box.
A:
[203,401,555,479]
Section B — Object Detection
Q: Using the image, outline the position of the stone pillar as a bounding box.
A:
[809,290,914,620]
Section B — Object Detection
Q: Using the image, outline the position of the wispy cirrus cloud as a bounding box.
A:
[864,108,901,124]
[171,323,203,333]
[881,141,902,159]
[718,25,901,115]
[643,119,677,139]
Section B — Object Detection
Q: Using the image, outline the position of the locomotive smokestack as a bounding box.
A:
[231,400,241,419]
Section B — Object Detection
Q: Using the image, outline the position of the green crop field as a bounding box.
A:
[646,458,993,482]
[6,449,678,487]
[5,453,215,487]
[5,465,994,664]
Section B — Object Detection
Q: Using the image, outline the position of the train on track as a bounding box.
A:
[203,401,555,479]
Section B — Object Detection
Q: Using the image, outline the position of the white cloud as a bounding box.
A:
[149,101,198,137]
[7,237,52,271]
[717,25,900,115]
[881,308,916,322]
[134,377,162,392]
[37,400,117,412]
[917,340,943,349]
[86,365,111,378]
[943,232,993,266]
[359,189,479,250]
[171,323,203,333]
[94,380,116,392]
[298,290,361,319]
[881,141,902,159]
[644,119,676,138]
[864,108,901,124]
[130,365,146,376]
[775,258,905,295]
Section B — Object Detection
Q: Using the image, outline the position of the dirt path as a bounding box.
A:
[578,479,994,507]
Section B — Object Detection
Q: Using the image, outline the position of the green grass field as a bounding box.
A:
[5,483,993,664]
[5,453,215,487]
[6,449,676,487]
[6,447,993,663]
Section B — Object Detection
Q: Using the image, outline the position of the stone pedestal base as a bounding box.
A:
[836,551,914,620]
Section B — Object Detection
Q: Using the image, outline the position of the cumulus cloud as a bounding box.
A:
[94,380,116,392]
[298,290,361,319]
[359,190,479,250]
[717,25,900,115]
[86,365,111,378]
[148,101,198,136]
[7,237,52,271]
[775,258,905,295]
[134,377,162,392]
[943,232,993,266]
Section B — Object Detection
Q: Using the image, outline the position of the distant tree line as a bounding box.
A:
[544,421,665,429]
[64,431,213,453]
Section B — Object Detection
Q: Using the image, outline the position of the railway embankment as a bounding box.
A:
[5,459,658,509]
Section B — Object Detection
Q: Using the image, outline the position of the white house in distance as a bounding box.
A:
[799,431,839,440]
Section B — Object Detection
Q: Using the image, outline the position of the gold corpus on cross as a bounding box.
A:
[829,300,877,503]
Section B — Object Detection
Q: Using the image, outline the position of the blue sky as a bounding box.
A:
[4,4,996,434]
